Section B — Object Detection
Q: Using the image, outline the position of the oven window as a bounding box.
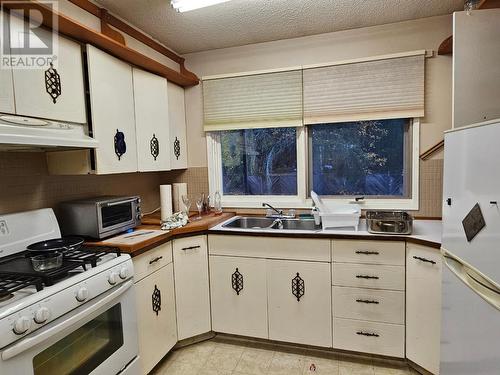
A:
[33,304,124,375]
[101,204,133,228]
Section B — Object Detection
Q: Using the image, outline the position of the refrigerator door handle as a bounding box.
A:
[442,248,500,311]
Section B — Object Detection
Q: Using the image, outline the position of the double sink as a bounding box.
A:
[222,216,321,231]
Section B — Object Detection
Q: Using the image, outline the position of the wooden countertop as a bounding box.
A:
[86,212,234,257]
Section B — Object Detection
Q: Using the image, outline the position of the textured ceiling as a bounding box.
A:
[94,0,463,54]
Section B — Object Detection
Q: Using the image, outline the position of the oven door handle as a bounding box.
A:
[1,279,133,361]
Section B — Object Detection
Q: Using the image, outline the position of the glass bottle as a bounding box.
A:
[214,191,222,215]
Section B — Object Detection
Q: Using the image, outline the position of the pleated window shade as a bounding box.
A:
[203,70,303,131]
[303,54,425,124]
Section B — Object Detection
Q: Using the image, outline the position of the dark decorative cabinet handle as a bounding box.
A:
[181,245,201,251]
[149,256,163,265]
[356,331,379,337]
[152,284,161,316]
[231,268,244,295]
[291,272,305,301]
[355,251,379,255]
[114,129,127,160]
[174,137,181,160]
[413,256,436,265]
[356,275,379,280]
[356,299,379,304]
[150,134,159,160]
[44,62,61,103]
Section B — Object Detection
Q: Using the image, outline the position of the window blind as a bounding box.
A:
[203,70,303,131]
[303,54,425,124]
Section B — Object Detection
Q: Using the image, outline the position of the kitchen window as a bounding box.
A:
[309,119,412,198]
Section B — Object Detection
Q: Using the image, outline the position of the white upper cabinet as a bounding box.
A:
[87,45,137,174]
[168,82,188,169]
[453,9,500,128]
[133,68,171,172]
[9,15,86,123]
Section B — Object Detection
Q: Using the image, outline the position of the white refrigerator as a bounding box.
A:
[441,119,500,375]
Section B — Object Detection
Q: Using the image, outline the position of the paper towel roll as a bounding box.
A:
[172,183,188,213]
[160,185,173,221]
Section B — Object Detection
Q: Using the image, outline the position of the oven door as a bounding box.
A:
[97,198,139,237]
[0,280,139,375]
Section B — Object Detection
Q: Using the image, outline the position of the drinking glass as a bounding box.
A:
[181,195,191,216]
[195,196,203,221]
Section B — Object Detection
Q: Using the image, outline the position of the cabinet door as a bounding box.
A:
[168,82,187,169]
[87,45,137,174]
[133,68,171,172]
[10,16,86,123]
[135,263,177,375]
[453,9,500,128]
[406,244,442,375]
[210,255,268,339]
[0,13,15,114]
[267,259,332,347]
[173,235,211,340]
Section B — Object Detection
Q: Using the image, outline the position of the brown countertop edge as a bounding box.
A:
[87,213,441,257]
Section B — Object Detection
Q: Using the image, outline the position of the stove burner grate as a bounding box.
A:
[63,246,121,268]
[0,274,43,299]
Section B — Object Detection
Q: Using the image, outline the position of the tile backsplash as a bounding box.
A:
[0,153,443,219]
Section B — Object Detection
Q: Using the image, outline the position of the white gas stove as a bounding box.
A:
[0,208,139,375]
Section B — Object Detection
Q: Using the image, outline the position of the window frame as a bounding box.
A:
[207,119,420,210]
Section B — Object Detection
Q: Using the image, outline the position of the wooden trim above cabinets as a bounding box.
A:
[1,0,199,87]
[438,0,500,55]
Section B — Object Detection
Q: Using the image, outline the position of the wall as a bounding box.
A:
[182,15,452,217]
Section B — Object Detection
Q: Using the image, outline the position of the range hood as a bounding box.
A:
[0,114,98,151]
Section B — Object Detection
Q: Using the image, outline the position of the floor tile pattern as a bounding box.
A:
[150,339,420,375]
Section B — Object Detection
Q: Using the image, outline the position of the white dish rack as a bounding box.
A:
[311,191,361,231]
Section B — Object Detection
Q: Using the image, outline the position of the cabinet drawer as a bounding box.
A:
[133,242,173,281]
[334,318,405,358]
[333,286,405,324]
[208,235,330,262]
[333,263,405,291]
[332,240,405,265]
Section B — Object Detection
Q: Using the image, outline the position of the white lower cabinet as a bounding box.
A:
[267,259,332,347]
[173,235,211,340]
[406,244,442,374]
[133,247,177,375]
[210,256,268,338]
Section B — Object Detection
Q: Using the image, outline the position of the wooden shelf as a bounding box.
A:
[438,0,500,56]
[1,0,199,87]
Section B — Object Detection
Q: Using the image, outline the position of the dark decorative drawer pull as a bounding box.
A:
[356,299,379,304]
[152,285,161,316]
[356,275,379,280]
[356,331,379,337]
[291,272,305,301]
[45,62,61,103]
[114,129,127,160]
[232,268,243,295]
[181,245,201,251]
[174,137,181,160]
[413,256,436,265]
[150,133,159,160]
[149,256,163,265]
[355,250,379,255]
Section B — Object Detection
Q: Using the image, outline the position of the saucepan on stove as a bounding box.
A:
[27,236,84,272]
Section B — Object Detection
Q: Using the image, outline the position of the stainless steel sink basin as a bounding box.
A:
[222,216,321,231]
[222,217,276,229]
[366,211,413,235]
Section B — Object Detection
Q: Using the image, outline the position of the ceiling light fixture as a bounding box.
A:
[171,0,232,13]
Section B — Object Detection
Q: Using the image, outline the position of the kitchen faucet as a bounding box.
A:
[262,203,295,219]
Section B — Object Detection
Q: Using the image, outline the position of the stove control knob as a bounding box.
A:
[75,287,89,302]
[34,307,50,324]
[108,272,118,285]
[119,267,129,280]
[13,316,31,335]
